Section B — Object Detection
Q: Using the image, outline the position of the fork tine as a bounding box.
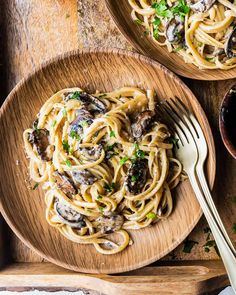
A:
[164,99,200,153]
[164,100,195,143]
[168,98,200,141]
[160,102,189,146]
[173,96,203,140]
[157,103,184,146]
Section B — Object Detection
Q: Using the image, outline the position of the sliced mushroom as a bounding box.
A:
[70,107,93,135]
[53,171,77,196]
[64,91,81,101]
[71,170,97,185]
[125,159,148,195]
[78,93,107,113]
[78,144,103,161]
[225,26,236,58]
[96,211,124,234]
[166,16,184,44]
[188,0,216,12]
[65,90,107,113]
[29,128,51,161]
[131,110,154,139]
[54,201,86,228]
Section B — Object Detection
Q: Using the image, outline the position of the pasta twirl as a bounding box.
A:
[23,87,184,254]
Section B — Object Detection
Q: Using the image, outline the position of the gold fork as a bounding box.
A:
[158,97,236,293]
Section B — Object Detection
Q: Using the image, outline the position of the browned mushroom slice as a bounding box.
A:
[225,27,236,58]
[65,90,107,113]
[78,93,107,113]
[54,201,86,228]
[71,170,97,185]
[53,171,77,196]
[125,159,148,195]
[69,107,93,135]
[29,128,51,161]
[96,211,124,234]
[166,16,184,44]
[79,144,103,161]
[131,110,154,139]
[188,0,216,12]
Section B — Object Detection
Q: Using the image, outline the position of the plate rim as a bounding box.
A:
[0,48,216,273]
[104,0,236,81]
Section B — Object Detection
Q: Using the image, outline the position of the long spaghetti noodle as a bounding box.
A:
[23,87,183,254]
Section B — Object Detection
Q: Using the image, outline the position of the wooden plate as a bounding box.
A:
[0,49,216,274]
[105,1,236,80]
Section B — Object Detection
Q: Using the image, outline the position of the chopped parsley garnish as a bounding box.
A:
[68,91,81,100]
[183,238,198,253]
[152,0,189,21]
[62,108,67,117]
[233,223,236,234]
[120,156,129,165]
[174,46,183,52]
[96,195,103,201]
[105,144,118,159]
[152,0,173,18]
[131,175,138,182]
[106,144,115,151]
[104,182,115,192]
[32,183,39,190]
[65,159,72,167]
[134,143,146,159]
[62,140,70,153]
[51,120,57,127]
[70,131,81,141]
[205,57,214,62]
[98,207,104,213]
[146,212,157,219]
[136,149,146,159]
[169,136,179,148]
[110,130,116,138]
[134,19,142,25]
[232,196,236,203]
[203,240,220,256]
[152,16,161,39]
[171,0,190,18]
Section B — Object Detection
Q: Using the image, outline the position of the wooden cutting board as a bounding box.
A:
[0,0,235,293]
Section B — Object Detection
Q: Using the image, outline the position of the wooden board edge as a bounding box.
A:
[0,261,228,295]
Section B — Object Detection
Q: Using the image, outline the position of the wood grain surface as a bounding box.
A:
[0,261,229,294]
[105,0,236,81]
[0,0,235,291]
[0,48,215,273]
[1,0,78,263]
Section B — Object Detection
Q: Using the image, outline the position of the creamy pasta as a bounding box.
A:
[128,0,236,69]
[23,87,183,254]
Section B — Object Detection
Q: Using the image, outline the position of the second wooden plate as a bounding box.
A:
[0,49,215,273]
[105,0,236,80]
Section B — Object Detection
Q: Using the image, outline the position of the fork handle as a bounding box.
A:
[197,168,236,255]
[188,170,236,293]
